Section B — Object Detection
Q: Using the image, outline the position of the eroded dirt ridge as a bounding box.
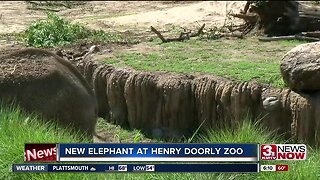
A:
[67,54,320,144]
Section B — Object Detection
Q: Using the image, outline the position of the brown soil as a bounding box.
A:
[0,1,245,34]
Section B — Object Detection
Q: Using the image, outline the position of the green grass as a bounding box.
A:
[0,103,94,180]
[21,12,134,48]
[104,38,304,87]
[1,105,319,179]
[194,119,320,180]
[95,118,159,143]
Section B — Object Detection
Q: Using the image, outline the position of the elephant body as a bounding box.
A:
[0,48,98,137]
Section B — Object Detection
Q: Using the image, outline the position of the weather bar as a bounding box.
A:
[12,163,259,173]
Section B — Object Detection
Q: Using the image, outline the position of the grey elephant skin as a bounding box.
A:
[0,48,98,137]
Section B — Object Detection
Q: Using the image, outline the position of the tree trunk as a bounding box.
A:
[244,1,320,36]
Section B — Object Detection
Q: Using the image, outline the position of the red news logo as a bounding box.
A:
[260,144,307,160]
[24,144,57,162]
[260,144,277,160]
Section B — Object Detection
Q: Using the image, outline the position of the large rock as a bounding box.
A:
[281,42,320,92]
[0,48,97,136]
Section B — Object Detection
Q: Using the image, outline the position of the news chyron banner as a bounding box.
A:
[24,143,258,163]
[19,143,259,173]
[19,143,308,173]
[56,143,258,162]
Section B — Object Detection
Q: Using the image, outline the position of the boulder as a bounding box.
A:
[0,48,98,137]
[281,42,320,92]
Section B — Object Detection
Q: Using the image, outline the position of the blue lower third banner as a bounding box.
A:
[57,143,259,162]
[12,163,259,173]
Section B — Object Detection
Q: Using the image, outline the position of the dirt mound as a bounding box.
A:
[0,48,98,137]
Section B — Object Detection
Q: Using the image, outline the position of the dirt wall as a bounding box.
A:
[72,58,320,144]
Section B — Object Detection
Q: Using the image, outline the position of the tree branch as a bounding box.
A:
[151,24,205,43]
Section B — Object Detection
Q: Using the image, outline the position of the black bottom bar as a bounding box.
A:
[12,164,259,173]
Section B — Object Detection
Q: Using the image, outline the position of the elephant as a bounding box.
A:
[0,48,98,138]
